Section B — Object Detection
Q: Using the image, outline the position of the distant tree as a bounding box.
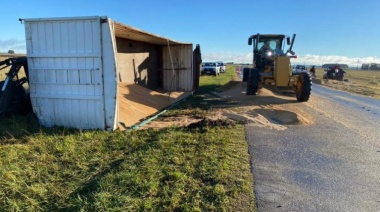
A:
[361,63,380,71]
[369,63,379,70]
[8,50,15,54]
[361,63,369,70]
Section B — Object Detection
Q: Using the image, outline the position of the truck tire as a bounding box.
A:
[246,69,260,95]
[242,67,250,82]
[295,72,312,102]
[0,80,31,116]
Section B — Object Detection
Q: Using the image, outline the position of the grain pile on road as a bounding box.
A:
[140,80,314,130]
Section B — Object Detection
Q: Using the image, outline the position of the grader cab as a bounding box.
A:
[246,33,311,102]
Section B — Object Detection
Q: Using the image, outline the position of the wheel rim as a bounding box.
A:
[296,77,303,94]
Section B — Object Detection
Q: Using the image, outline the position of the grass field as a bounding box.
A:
[0,66,255,211]
[314,68,380,98]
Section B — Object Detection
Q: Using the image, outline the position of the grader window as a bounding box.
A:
[257,40,281,51]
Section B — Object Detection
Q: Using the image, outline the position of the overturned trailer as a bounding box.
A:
[22,16,200,131]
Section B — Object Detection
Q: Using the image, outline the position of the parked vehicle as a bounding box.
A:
[292,65,308,75]
[201,62,220,76]
[217,61,226,73]
[323,66,345,81]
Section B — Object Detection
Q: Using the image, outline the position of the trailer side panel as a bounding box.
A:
[25,17,107,129]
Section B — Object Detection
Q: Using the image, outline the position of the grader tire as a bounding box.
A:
[242,67,250,82]
[295,72,312,102]
[0,81,31,116]
[246,69,260,95]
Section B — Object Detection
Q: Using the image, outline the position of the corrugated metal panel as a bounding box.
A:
[25,17,106,129]
[162,44,193,91]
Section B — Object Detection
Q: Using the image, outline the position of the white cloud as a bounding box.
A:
[203,52,380,67]
[203,52,253,64]
[294,54,380,67]
[0,39,26,53]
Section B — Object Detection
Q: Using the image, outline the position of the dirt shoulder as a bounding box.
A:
[313,78,380,99]
[313,68,380,99]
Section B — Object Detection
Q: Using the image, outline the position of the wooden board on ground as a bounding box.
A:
[118,83,191,129]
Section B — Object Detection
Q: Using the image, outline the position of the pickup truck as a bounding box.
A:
[292,65,308,74]
[201,62,220,76]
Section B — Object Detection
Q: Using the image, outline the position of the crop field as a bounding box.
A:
[0,56,9,80]
[0,66,255,211]
[314,68,380,98]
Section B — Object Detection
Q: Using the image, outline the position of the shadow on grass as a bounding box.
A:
[55,158,126,211]
[48,131,162,211]
[0,112,87,143]
[197,84,221,94]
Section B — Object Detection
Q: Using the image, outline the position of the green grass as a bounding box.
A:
[198,67,237,93]
[163,65,236,118]
[0,65,255,211]
[163,65,240,117]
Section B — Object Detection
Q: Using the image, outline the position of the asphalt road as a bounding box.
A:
[247,84,380,211]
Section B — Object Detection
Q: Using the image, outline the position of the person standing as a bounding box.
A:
[309,65,316,77]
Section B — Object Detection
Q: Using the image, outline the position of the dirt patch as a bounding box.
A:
[254,109,302,125]
[222,108,287,130]
[314,78,380,98]
[138,115,201,130]
[187,118,236,129]
[216,74,242,92]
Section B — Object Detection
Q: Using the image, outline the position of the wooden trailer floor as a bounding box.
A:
[118,83,192,130]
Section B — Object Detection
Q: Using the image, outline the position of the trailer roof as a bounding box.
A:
[21,16,191,46]
[113,20,191,46]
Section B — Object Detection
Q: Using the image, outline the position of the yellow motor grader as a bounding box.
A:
[245,33,311,102]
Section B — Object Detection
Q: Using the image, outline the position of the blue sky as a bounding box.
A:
[1,0,379,66]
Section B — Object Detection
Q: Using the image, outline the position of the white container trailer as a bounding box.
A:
[23,16,198,131]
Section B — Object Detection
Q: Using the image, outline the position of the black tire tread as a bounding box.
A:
[246,69,260,95]
[296,72,312,102]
